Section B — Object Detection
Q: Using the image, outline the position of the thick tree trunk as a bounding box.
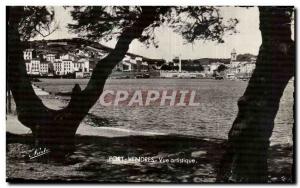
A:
[7,6,160,156]
[217,7,294,182]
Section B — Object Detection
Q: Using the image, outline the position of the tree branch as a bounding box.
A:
[64,7,160,116]
[8,6,161,133]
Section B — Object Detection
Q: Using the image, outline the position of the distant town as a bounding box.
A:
[23,38,256,80]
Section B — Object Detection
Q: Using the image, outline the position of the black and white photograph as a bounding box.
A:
[6,5,295,183]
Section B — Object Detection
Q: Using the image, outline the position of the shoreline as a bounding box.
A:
[6,114,166,138]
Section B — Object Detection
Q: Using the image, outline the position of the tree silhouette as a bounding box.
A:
[216,64,227,72]
[217,6,294,182]
[7,6,294,182]
[7,6,236,156]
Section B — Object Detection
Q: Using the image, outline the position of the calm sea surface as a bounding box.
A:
[38,78,294,144]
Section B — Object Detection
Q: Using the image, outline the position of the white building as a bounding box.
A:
[23,49,41,75]
[235,62,256,75]
[226,49,256,79]
[78,58,90,72]
[52,55,92,76]
[60,53,76,61]
[73,60,82,72]
[115,55,149,72]
[29,58,40,75]
[115,55,135,72]
[54,60,63,75]
[23,49,35,60]
[122,61,133,71]
[46,53,56,62]
[40,61,49,75]
[22,48,95,76]
[62,60,74,74]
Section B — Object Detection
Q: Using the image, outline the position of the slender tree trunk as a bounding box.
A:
[217,7,294,182]
[7,6,160,156]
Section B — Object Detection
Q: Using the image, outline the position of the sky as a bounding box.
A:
[33,6,262,60]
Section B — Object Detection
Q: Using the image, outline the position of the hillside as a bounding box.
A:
[25,38,255,66]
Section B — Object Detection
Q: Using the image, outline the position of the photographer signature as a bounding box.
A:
[29,147,50,159]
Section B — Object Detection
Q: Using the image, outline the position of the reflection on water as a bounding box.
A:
[86,79,293,145]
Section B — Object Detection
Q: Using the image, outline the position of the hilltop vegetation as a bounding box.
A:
[26,38,255,67]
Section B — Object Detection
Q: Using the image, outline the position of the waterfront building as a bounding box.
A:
[53,60,63,75]
[23,49,35,60]
[40,61,50,76]
[46,53,56,63]
[62,59,73,74]
[78,58,90,72]
[60,53,76,61]
[113,55,150,73]
[73,60,82,72]
[29,58,41,75]
[226,49,256,79]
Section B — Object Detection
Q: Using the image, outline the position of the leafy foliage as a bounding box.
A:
[160,64,179,71]
[68,6,238,47]
[236,53,256,61]
[68,6,142,41]
[216,64,227,72]
[160,61,204,72]
[182,64,204,72]
[164,7,238,43]
[9,6,238,46]
[8,6,58,41]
